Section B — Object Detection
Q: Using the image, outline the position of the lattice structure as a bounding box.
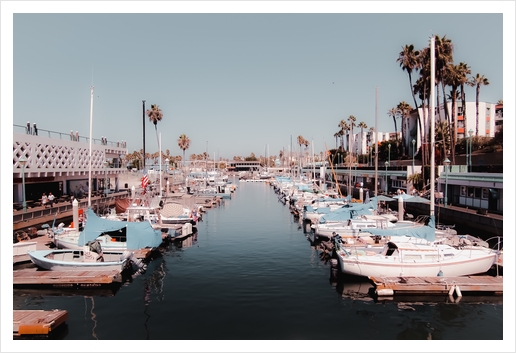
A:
[13,133,127,177]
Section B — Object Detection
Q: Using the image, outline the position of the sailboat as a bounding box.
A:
[331,38,499,278]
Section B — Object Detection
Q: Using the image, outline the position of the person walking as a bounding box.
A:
[48,192,55,207]
[41,193,48,207]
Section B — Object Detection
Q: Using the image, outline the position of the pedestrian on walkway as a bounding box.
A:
[41,193,48,207]
[48,192,55,207]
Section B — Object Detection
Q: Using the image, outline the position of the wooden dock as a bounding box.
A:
[13,268,122,289]
[369,275,503,297]
[14,310,68,337]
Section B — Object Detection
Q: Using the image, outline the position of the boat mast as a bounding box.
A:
[87,85,94,208]
[374,86,378,197]
[429,36,436,216]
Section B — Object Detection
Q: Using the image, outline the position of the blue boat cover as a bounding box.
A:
[360,215,436,242]
[77,208,163,250]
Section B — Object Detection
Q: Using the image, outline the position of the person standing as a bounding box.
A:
[41,193,48,207]
[48,192,55,207]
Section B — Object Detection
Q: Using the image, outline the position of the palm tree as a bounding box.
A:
[357,121,367,157]
[338,119,349,151]
[397,44,421,134]
[457,62,471,139]
[434,35,454,124]
[177,134,191,168]
[468,73,490,136]
[146,104,163,152]
[387,107,398,141]
[396,101,413,157]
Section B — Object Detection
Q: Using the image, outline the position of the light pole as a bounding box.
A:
[19,156,27,213]
[104,160,109,196]
[384,161,389,194]
[388,143,391,167]
[468,129,474,170]
[444,158,450,208]
[412,139,416,171]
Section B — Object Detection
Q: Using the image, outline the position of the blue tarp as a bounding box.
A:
[318,201,376,223]
[360,215,436,242]
[77,208,163,250]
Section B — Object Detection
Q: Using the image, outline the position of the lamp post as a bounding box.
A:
[384,161,389,194]
[387,143,391,170]
[444,158,450,208]
[19,156,27,213]
[165,158,170,195]
[412,139,416,171]
[103,160,109,196]
[468,129,474,171]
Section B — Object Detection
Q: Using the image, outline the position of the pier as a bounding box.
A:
[369,275,503,297]
[13,309,68,338]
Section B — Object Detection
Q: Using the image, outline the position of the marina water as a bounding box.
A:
[13,180,503,345]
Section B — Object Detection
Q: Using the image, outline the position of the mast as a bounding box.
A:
[87,85,94,207]
[374,86,378,197]
[430,36,436,216]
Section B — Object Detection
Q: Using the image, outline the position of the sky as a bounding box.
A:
[3,2,513,162]
[2,2,515,352]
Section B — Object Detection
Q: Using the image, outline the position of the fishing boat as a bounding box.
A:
[28,240,133,271]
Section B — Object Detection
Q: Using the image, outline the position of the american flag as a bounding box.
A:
[141,170,149,194]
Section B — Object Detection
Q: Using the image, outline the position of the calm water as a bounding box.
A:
[12,180,504,347]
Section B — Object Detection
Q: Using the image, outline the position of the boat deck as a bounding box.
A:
[369,275,503,296]
[13,310,68,338]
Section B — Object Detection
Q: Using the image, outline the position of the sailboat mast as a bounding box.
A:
[87,85,94,207]
[430,36,436,216]
[374,86,378,197]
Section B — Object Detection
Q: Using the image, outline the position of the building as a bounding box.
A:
[13,124,127,208]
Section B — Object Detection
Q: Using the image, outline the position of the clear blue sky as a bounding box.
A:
[3,3,513,161]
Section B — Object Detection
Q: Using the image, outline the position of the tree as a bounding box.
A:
[387,107,398,141]
[397,101,413,157]
[397,44,422,140]
[357,121,368,155]
[177,134,191,167]
[146,104,164,156]
[468,73,490,136]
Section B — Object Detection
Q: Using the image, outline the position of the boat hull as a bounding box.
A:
[28,249,130,271]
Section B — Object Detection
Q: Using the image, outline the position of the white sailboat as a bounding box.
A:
[332,38,499,278]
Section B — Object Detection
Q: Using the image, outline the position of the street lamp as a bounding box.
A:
[103,160,109,196]
[19,156,27,213]
[443,158,451,208]
[412,139,416,171]
[164,158,170,196]
[384,161,389,194]
[388,143,391,167]
[468,129,474,170]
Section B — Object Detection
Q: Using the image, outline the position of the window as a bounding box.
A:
[468,187,474,197]
[475,188,481,198]
[482,188,489,199]
[461,186,466,196]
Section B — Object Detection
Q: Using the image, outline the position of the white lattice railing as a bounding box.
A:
[13,133,127,177]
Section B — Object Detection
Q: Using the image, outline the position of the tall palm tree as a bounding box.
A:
[146,104,163,152]
[397,44,421,133]
[177,134,191,167]
[457,62,471,139]
[347,115,356,155]
[387,107,398,141]
[468,73,490,136]
[357,121,368,155]
[338,119,349,151]
[434,35,454,124]
[397,101,413,157]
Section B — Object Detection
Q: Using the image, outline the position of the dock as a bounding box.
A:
[13,268,122,289]
[14,309,68,338]
[369,275,503,297]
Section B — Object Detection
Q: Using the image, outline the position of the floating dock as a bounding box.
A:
[13,310,68,338]
[369,275,503,297]
[13,268,122,289]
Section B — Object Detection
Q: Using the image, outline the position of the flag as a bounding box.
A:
[141,170,149,194]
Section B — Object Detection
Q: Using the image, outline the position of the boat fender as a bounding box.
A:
[448,285,456,296]
[455,285,462,298]
[376,288,394,296]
